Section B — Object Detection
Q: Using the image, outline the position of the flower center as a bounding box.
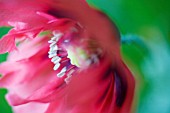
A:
[48,27,103,84]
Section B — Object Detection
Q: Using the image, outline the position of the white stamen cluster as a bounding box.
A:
[48,31,77,84]
[48,32,67,77]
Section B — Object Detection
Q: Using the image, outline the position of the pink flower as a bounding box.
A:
[0,0,135,113]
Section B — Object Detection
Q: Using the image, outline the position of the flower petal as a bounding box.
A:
[65,58,115,113]
[0,35,17,54]
[0,0,49,28]
[6,77,65,106]
[113,60,135,113]
[13,102,49,113]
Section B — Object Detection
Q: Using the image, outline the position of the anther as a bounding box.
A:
[48,53,57,58]
[53,63,60,70]
[57,67,67,77]
[51,56,60,63]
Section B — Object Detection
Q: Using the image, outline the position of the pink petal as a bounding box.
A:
[13,102,49,113]
[0,0,49,28]
[8,22,28,30]
[0,35,17,54]
[7,36,49,61]
[6,78,65,106]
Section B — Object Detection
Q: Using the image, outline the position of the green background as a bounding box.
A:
[0,27,12,113]
[0,0,170,113]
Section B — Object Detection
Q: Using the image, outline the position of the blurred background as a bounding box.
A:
[0,0,170,113]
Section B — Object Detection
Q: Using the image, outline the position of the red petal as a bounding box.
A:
[113,60,135,113]
[65,58,115,113]
[0,0,49,28]
[0,35,17,54]
[6,78,65,106]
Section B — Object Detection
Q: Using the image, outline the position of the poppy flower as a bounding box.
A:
[0,0,135,113]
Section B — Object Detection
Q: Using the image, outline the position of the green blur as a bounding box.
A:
[0,27,12,113]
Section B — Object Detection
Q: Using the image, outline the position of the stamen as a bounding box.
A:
[50,45,58,51]
[52,31,63,39]
[67,69,75,77]
[64,77,70,84]
[53,63,60,70]
[51,56,61,63]
[53,57,61,64]
[48,50,57,55]
[51,36,57,41]
[48,31,76,83]
[64,69,75,84]
[48,53,57,58]
[49,42,57,48]
[57,67,67,77]
[48,40,55,43]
